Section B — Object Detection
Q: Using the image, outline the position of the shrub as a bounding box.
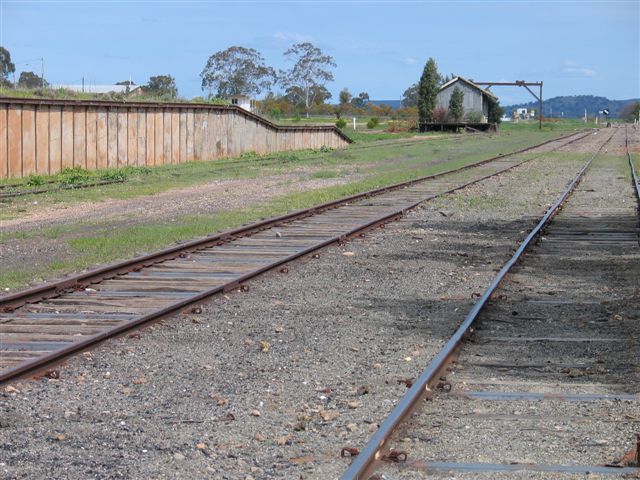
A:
[336,118,347,129]
[26,174,45,187]
[366,117,380,129]
[433,106,448,123]
[269,107,282,120]
[59,167,91,185]
[292,112,301,122]
[465,111,483,123]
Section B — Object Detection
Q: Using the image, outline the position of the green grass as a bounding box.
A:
[309,170,341,179]
[1,123,590,289]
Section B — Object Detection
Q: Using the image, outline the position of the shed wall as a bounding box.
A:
[436,81,489,121]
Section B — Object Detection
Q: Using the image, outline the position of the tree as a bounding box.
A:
[284,85,331,107]
[487,97,504,123]
[18,71,48,89]
[402,83,419,108]
[351,92,369,108]
[418,58,440,126]
[339,88,352,105]
[144,75,178,97]
[201,46,275,98]
[279,42,336,117]
[620,101,640,122]
[448,86,464,122]
[0,46,15,85]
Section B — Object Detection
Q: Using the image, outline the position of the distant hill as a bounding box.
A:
[502,95,638,118]
[369,99,402,109]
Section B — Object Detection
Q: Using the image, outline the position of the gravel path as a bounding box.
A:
[0,133,602,479]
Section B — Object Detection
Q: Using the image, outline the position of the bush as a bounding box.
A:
[26,174,45,187]
[292,112,301,122]
[336,118,347,129]
[269,107,282,120]
[433,106,448,123]
[465,111,483,123]
[59,167,91,185]
[366,117,380,129]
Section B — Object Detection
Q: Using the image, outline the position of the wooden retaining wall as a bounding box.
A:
[0,98,351,179]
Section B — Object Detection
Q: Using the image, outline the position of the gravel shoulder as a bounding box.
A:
[0,134,600,479]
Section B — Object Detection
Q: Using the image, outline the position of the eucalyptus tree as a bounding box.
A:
[279,42,336,117]
[201,46,276,98]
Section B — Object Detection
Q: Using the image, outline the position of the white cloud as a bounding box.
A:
[273,31,313,43]
[560,60,597,77]
[403,57,418,65]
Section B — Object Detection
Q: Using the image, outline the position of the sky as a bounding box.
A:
[1,0,639,106]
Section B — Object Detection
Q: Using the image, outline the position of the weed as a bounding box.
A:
[60,167,91,185]
[26,174,45,187]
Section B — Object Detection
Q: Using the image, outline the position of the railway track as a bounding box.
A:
[0,129,591,385]
[341,126,639,478]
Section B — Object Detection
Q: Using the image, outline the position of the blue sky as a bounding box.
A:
[2,1,639,105]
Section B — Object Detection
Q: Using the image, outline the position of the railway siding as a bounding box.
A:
[369,128,639,479]
[0,132,605,479]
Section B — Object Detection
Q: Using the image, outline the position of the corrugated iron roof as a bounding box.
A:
[439,77,498,100]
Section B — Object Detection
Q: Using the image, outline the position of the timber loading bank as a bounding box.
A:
[0,97,351,179]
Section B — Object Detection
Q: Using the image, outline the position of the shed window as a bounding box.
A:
[231,98,238,105]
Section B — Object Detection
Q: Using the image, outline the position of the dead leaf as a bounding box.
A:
[343,252,355,257]
[133,376,148,385]
[5,386,19,394]
[347,401,360,409]
[55,434,66,441]
[319,409,340,421]
[274,325,284,333]
[210,393,229,406]
[255,433,266,442]
[260,341,270,353]
[250,409,261,417]
[196,443,206,450]
[277,435,292,446]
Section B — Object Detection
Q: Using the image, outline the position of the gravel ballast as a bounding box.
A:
[0,133,625,479]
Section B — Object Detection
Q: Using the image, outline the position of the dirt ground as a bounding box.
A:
[2,130,631,479]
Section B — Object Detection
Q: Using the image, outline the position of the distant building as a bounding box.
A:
[436,77,498,123]
[229,94,255,112]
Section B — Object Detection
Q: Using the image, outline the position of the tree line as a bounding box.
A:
[1,45,505,124]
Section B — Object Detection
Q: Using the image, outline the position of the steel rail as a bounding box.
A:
[0,135,584,385]
[0,131,591,384]
[0,129,589,311]
[626,125,640,210]
[340,127,617,480]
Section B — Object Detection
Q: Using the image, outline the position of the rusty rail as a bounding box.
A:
[0,130,591,384]
[340,127,617,480]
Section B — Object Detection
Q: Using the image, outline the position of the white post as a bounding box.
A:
[353,117,356,130]
[584,109,587,123]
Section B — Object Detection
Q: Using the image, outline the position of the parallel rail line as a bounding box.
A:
[341,126,639,478]
[0,130,591,384]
